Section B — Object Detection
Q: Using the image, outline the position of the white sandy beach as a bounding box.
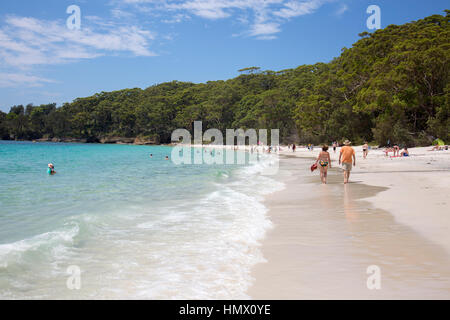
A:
[247,145,450,299]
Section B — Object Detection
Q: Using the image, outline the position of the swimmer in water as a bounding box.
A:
[47,163,56,175]
[165,156,169,160]
[150,154,153,158]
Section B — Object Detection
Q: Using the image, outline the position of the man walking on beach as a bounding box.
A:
[339,140,356,184]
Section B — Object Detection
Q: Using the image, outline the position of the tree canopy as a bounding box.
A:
[1,12,448,146]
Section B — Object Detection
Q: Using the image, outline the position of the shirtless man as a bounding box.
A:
[339,140,356,184]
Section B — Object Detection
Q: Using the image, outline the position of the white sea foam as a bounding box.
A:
[126,156,285,299]
[0,222,79,261]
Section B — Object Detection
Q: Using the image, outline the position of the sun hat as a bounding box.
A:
[344,140,351,145]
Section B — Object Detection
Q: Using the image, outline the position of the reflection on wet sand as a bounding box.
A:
[249,156,450,299]
[343,184,359,222]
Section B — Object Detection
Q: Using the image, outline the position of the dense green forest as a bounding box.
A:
[1,12,448,146]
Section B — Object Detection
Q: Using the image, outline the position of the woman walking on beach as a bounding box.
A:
[316,145,331,184]
[362,142,369,159]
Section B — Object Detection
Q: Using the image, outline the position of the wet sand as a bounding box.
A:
[248,155,450,299]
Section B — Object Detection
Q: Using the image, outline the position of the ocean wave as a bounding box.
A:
[131,156,285,299]
[0,222,79,269]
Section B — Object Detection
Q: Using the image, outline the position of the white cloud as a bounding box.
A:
[168,1,231,19]
[111,8,135,19]
[0,15,156,68]
[335,3,348,16]
[0,72,56,88]
[162,13,191,23]
[0,14,157,87]
[249,22,281,37]
[120,0,335,39]
[274,0,325,19]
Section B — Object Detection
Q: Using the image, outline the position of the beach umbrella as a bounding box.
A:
[432,138,445,146]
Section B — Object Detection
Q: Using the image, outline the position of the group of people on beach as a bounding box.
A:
[314,140,355,185]
[384,145,409,157]
[430,145,448,151]
[312,139,417,184]
[255,145,282,153]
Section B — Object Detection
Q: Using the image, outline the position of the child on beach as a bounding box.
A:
[402,147,409,157]
[315,145,331,184]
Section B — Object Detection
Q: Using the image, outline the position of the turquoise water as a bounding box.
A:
[0,141,282,299]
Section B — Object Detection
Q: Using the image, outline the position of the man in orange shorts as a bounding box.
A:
[339,140,356,184]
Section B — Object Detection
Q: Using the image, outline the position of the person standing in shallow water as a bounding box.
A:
[339,140,356,184]
[47,163,56,175]
[315,145,331,184]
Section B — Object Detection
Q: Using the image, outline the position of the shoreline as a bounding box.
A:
[248,147,450,299]
[0,139,165,146]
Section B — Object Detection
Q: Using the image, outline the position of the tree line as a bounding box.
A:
[1,11,448,146]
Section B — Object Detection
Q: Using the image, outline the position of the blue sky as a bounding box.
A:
[0,0,448,112]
